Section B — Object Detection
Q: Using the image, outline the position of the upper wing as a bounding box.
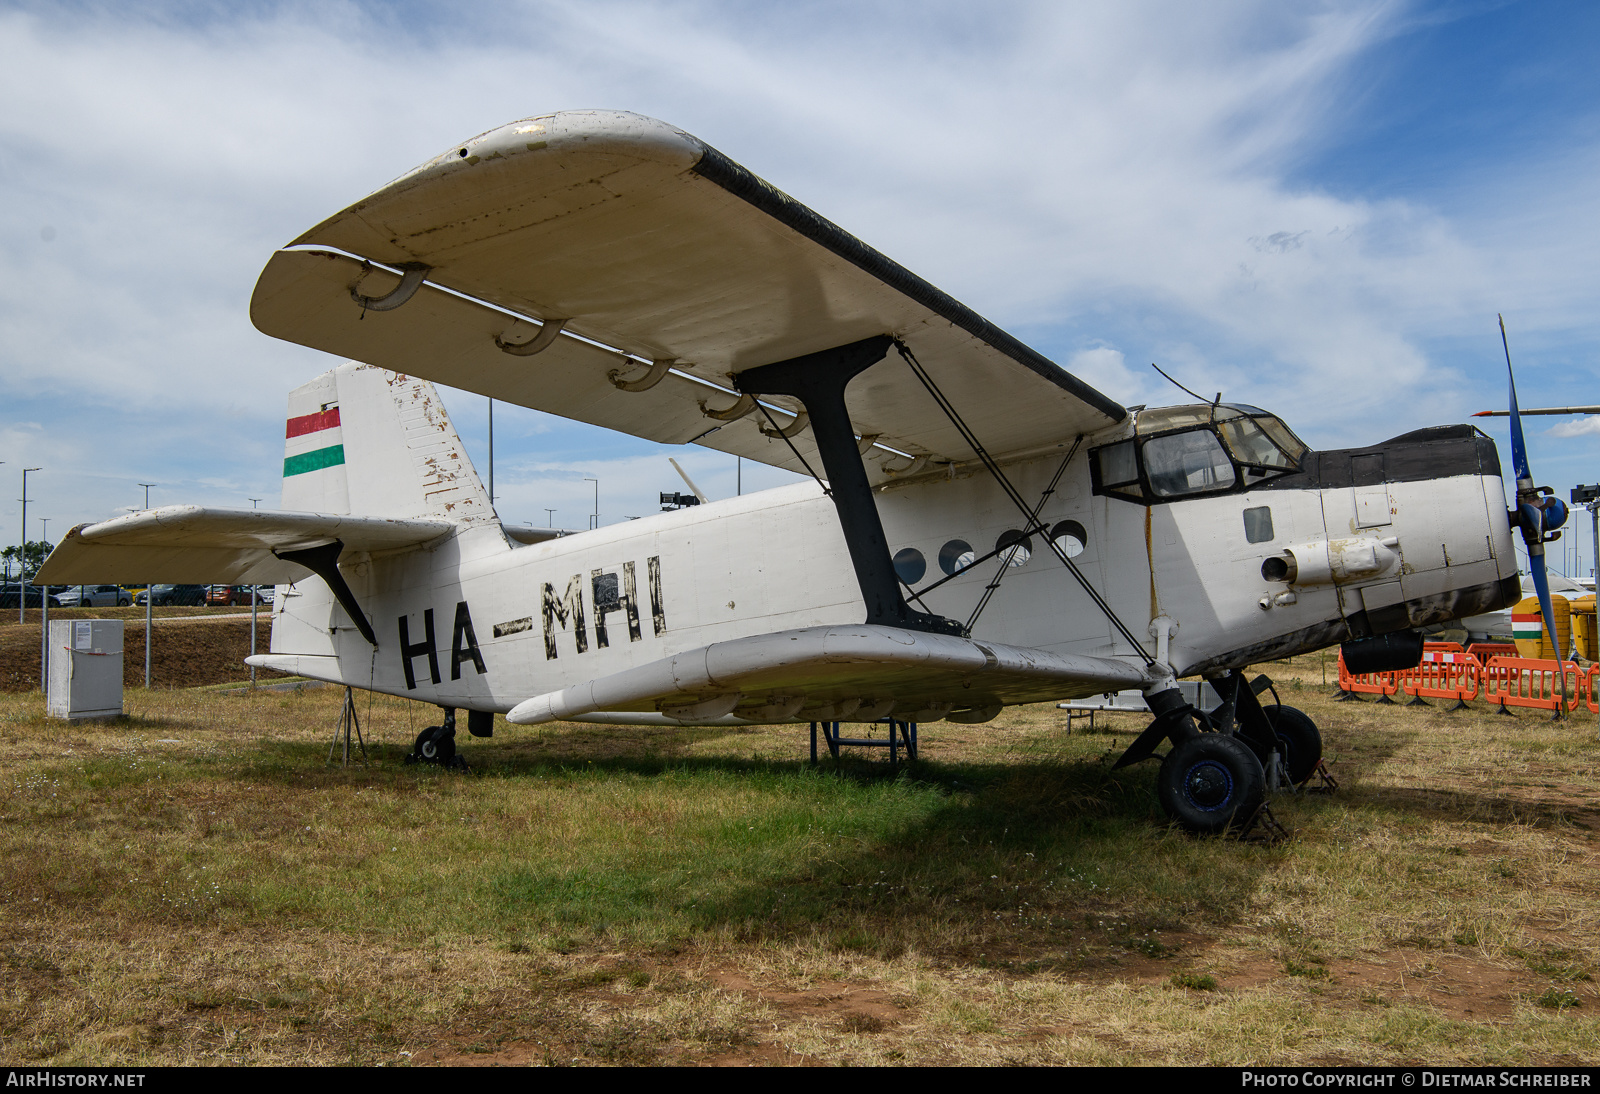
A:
[250,110,1125,482]
[503,623,1150,726]
[36,506,452,585]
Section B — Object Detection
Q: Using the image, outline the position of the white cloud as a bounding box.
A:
[1548,418,1600,439]
[1,0,1598,538]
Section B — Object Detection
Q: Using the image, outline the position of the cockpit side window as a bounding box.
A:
[1143,429,1237,497]
[1253,415,1308,463]
[1219,417,1295,469]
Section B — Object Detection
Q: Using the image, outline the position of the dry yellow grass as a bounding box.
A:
[1,659,1598,1065]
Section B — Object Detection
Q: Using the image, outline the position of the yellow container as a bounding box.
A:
[1512,594,1572,660]
[1570,595,1597,661]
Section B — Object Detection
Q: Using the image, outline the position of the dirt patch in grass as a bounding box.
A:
[0,611,285,691]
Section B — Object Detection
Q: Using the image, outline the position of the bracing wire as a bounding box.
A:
[755,402,830,497]
[894,340,1155,664]
[964,434,1085,633]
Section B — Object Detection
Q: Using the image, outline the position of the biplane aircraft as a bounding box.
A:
[40,110,1558,833]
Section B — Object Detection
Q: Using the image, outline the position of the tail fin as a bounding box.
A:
[281,363,495,523]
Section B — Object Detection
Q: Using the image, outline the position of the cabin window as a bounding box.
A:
[938,539,975,576]
[893,547,926,584]
[1050,519,1088,558]
[1243,506,1274,543]
[995,530,1032,567]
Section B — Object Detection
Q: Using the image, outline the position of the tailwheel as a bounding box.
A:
[406,723,466,770]
[1158,734,1265,835]
[1263,705,1322,786]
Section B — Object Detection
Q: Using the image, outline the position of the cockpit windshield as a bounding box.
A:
[1091,403,1309,504]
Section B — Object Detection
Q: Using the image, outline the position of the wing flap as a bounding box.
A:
[36,506,453,584]
[505,623,1150,726]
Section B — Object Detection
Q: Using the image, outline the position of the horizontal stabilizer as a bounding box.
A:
[505,623,1150,726]
[243,654,344,683]
[36,505,453,584]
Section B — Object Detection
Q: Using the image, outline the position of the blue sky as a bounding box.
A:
[2,1,1598,571]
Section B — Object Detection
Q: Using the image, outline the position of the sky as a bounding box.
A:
[2,1,1598,571]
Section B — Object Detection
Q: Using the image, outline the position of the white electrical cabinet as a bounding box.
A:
[47,619,124,722]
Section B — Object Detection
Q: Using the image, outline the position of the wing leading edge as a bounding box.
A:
[251,110,1125,482]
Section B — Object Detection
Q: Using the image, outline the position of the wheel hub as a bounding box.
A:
[1184,760,1234,811]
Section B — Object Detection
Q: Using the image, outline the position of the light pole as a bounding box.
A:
[38,516,49,691]
[1574,487,1600,583]
[19,467,39,623]
[584,478,598,529]
[247,498,264,684]
[137,485,155,688]
[544,508,556,528]
[488,397,495,508]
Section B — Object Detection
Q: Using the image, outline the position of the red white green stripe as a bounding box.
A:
[1512,611,1545,642]
[283,407,345,477]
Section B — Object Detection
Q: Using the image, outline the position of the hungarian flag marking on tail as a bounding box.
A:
[283,407,344,477]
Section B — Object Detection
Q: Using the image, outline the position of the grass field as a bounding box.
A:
[2,656,1598,1066]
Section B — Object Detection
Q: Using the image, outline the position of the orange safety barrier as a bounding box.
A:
[1394,643,1480,707]
[1466,642,1517,665]
[1336,652,1398,700]
[1479,656,1585,714]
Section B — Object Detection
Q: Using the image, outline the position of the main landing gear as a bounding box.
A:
[1114,669,1326,835]
[406,708,469,770]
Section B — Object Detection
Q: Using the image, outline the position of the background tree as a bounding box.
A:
[2,541,55,579]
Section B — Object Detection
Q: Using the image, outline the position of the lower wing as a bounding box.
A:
[506,623,1151,726]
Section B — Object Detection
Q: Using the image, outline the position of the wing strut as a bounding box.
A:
[735,337,964,636]
[273,540,378,647]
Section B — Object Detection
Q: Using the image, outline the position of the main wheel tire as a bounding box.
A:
[1158,734,1266,835]
[1264,705,1322,785]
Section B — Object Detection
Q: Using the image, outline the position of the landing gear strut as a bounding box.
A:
[1116,669,1327,835]
[405,708,469,770]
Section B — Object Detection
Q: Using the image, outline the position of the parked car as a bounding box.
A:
[0,585,62,608]
[136,584,208,607]
[74,584,132,607]
[205,584,257,606]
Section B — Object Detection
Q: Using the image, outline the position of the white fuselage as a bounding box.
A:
[269,440,1516,718]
